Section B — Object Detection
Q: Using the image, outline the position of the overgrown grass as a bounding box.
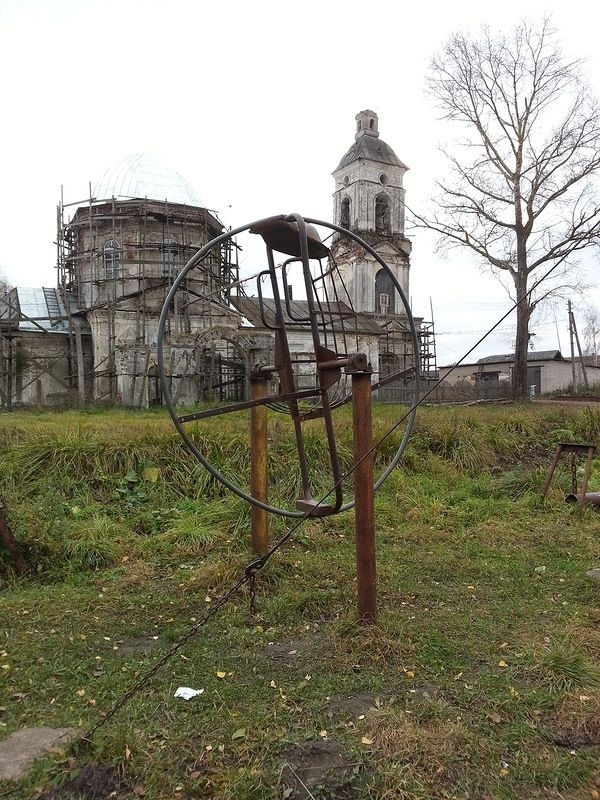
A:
[1,402,600,798]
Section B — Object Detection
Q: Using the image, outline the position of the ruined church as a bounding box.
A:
[0,111,433,409]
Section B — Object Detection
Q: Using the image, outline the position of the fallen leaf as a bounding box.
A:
[361,736,374,745]
[488,711,502,724]
[124,744,131,761]
[132,787,146,796]
[498,660,508,668]
[141,466,159,483]
[76,688,86,696]
[499,768,509,777]
[216,671,226,679]
[231,728,246,740]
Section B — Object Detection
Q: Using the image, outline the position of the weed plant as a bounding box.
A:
[1,403,600,798]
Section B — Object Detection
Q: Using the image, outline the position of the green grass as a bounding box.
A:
[1,403,600,798]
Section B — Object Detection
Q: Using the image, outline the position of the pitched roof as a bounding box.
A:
[231,297,384,335]
[334,135,408,172]
[0,287,88,334]
[476,350,563,364]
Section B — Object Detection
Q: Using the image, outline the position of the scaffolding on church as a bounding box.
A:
[0,189,243,410]
[375,314,438,403]
[53,186,243,408]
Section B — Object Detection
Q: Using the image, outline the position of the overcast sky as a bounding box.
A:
[1,0,598,364]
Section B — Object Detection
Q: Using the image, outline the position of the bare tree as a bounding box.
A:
[415,19,600,398]
[0,270,11,296]
[583,304,600,365]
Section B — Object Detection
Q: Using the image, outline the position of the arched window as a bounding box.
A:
[375,195,391,234]
[340,197,350,230]
[161,238,179,278]
[375,269,395,315]
[104,239,121,280]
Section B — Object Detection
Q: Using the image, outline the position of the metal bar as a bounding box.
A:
[177,388,319,423]
[579,446,595,511]
[250,377,269,555]
[352,369,376,623]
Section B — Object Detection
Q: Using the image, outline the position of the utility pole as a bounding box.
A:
[569,304,589,391]
[568,300,577,395]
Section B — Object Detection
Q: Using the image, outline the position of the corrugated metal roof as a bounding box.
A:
[232,297,384,335]
[334,135,408,172]
[13,288,88,334]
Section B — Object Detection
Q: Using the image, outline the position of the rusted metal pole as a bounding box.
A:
[250,373,269,555]
[351,367,376,623]
[566,492,600,507]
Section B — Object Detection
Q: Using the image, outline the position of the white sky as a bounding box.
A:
[1,0,599,365]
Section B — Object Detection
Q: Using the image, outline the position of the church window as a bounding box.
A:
[340,197,350,230]
[375,194,391,234]
[103,239,121,280]
[161,238,179,277]
[369,118,375,129]
[375,269,395,315]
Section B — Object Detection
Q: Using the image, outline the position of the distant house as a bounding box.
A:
[439,350,600,396]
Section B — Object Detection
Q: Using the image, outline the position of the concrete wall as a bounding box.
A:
[12,331,92,407]
[439,359,600,394]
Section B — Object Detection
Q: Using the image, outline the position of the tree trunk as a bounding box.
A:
[512,230,530,400]
[513,299,530,400]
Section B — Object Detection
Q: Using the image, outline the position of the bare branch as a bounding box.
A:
[421,17,600,398]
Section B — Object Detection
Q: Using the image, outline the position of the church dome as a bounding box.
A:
[334,136,407,171]
[94,153,202,206]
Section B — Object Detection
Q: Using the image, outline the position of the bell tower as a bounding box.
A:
[331,110,412,317]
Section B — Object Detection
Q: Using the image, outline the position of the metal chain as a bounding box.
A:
[79,551,273,746]
[249,571,257,616]
[80,571,250,745]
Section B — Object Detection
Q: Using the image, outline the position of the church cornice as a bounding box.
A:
[331,231,411,260]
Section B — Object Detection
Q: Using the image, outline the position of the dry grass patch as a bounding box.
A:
[361,706,490,798]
